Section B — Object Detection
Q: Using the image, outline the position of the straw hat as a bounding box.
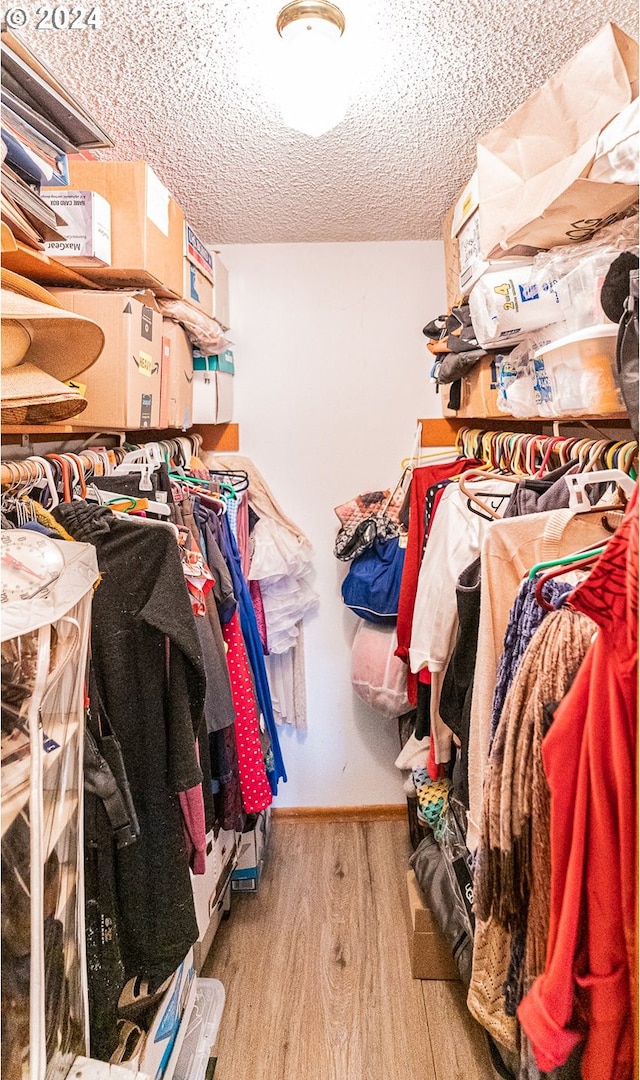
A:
[1,270,105,424]
[1,268,65,309]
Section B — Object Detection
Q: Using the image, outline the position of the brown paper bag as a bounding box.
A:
[478,22,639,258]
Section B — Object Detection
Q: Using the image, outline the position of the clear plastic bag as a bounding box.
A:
[433,801,475,939]
[351,621,410,718]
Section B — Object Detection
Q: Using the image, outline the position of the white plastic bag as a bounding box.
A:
[469,265,564,347]
[351,621,410,719]
[589,99,640,185]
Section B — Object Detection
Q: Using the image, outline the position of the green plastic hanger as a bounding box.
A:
[528,546,605,580]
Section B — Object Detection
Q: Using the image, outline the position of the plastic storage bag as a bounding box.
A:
[469,264,564,348]
[351,621,410,718]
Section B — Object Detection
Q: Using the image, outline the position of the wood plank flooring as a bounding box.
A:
[202,818,494,1080]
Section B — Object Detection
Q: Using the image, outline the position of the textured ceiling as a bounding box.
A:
[21,0,638,244]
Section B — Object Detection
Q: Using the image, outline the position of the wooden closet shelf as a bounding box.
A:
[418,415,632,447]
[1,422,240,452]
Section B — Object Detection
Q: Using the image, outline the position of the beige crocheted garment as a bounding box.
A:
[469,606,596,1050]
[468,915,519,1052]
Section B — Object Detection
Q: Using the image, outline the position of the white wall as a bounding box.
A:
[220,241,444,807]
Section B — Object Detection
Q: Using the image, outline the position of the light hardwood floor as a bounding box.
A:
[202,818,495,1080]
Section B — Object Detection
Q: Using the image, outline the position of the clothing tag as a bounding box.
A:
[64,379,86,398]
[452,855,475,929]
[140,394,152,428]
[42,735,60,753]
[141,305,154,342]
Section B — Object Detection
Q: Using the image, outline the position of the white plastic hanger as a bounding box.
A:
[24,456,60,509]
[113,443,165,491]
[86,483,171,519]
[566,469,635,512]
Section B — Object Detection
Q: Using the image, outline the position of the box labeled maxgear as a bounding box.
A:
[41,189,111,267]
[406,870,459,981]
[191,349,234,424]
[231,808,271,892]
[64,159,185,296]
[159,319,194,430]
[50,288,162,429]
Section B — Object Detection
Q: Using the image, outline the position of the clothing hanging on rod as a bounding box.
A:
[399,421,637,1080]
[0,434,314,1065]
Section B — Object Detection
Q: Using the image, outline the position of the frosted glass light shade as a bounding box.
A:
[277,16,350,137]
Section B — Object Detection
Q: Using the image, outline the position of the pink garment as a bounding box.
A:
[236,494,251,579]
[222,612,273,813]
[178,743,207,875]
[249,579,269,654]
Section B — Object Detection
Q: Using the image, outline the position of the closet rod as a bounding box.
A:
[0,432,205,489]
[0,453,100,488]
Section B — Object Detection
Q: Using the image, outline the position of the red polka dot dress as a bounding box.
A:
[222,612,273,813]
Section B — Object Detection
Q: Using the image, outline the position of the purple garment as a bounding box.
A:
[489,575,572,747]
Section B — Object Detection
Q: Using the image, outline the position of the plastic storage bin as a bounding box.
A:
[557,251,617,333]
[532,324,624,416]
[170,979,225,1080]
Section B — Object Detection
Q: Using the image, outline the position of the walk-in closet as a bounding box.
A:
[1,4,638,1079]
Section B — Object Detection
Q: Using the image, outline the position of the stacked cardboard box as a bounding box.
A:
[43,159,234,431]
[406,870,459,981]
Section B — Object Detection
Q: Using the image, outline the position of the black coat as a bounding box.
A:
[55,502,205,983]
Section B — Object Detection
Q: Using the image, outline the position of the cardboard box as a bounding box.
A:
[183,258,214,316]
[192,350,234,425]
[231,808,271,892]
[160,319,194,430]
[51,288,162,429]
[191,828,239,971]
[451,173,532,295]
[407,870,458,981]
[41,189,111,267]
[185,223,214,283]
[443,194,462,309]
[212,251,230,329]
[441,355,503,420]
[64,160,185,296]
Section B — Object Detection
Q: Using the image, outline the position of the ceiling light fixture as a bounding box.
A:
[275,0,350,138]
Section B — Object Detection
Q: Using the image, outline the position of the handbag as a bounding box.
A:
[341,535,405,624]
[334,476,407,562]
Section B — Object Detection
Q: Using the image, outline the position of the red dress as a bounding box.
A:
[518,487,638,1080]
[222,613,273,814]
[395,457,480,704]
